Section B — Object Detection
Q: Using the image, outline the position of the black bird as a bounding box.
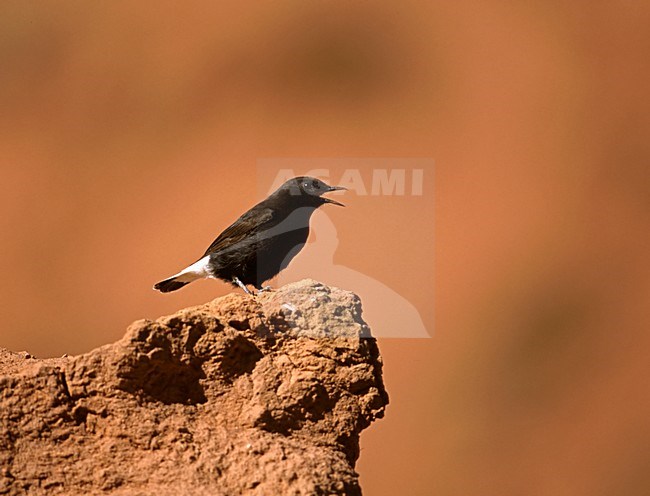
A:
[153,176,346,295]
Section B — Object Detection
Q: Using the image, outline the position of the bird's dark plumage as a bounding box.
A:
[154,176,346,295]
[153,278,189,293]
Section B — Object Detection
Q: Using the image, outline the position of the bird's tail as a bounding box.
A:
[153,256,212,293]
[153,276,189,293]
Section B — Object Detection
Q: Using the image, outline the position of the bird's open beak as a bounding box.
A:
[323,185,347,207]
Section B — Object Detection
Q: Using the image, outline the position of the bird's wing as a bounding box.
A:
[202,206,275,256]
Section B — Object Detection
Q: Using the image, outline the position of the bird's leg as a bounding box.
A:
[232,277,253,296]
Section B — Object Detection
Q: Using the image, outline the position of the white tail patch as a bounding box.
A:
[171,256,212,283]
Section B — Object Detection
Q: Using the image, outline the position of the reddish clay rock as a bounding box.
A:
[0,280,388,495]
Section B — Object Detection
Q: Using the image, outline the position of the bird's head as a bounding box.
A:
[279,176,347,207]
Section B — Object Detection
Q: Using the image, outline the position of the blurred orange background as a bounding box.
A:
[1,1,649,495]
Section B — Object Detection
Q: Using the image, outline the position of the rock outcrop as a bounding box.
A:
[0,280,388,495]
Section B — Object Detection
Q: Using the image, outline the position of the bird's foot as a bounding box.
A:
[232,277,254,296]
[256,285,273,294]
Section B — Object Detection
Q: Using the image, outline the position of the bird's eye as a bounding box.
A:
[303,182,309,188]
